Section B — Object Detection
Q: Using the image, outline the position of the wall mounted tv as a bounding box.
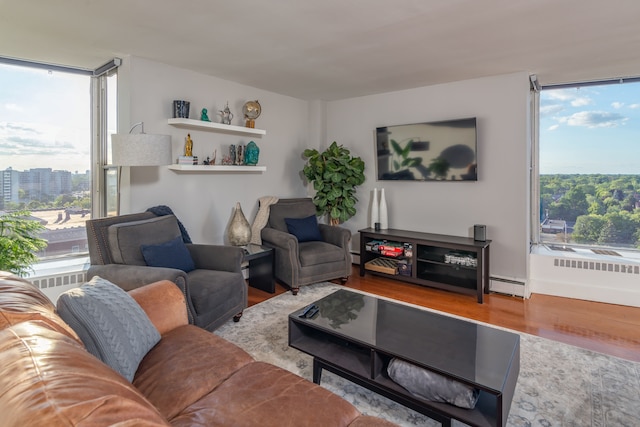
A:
[375,117,477,181]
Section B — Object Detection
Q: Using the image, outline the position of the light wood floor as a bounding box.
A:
[248,265,640,362]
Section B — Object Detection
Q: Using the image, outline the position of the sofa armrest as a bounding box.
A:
[187,244,243,273]
[319,224,351,248]
[129,280,189,335]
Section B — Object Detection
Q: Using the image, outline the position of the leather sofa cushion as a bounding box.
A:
[108,215,182,265]
[134,324,255,420]
[299,241,346,266]
[0,321,169,427]
[171,361,362,427]
[0,273,80,341]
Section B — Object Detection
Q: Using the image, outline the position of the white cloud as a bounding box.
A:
[570,97,593,107]
[4,103,24,112]
[543,88,593,107]
[547,124,560,131]
[540,104,564,117]
[559,111,627,128]
[611,102,624,109]
[630,103,640,109]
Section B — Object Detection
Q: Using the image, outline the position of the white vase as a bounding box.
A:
[379,188,388,229]
[370,188,379,228]
[227,202,251,246]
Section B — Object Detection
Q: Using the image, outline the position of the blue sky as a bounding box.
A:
[0,63,91,173]
[539,81,640,174]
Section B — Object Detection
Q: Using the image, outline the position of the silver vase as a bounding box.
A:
[228,202,251,246]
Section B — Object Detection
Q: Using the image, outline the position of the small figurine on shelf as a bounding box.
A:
[245,141,259,165]
[203,157,211,165]
[236,144,244,165]
[222,155,232,165]
[211,149,217,165]
[184,134,193,157]
[229,144,236,164]
[200,108,211,122]
[219,102,234,125]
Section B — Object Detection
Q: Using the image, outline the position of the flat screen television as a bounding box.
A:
[375,117,477,181]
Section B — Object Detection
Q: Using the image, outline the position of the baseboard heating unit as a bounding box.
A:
[489,276,525,297]
[530,245,640,307]
[28,270,87,302]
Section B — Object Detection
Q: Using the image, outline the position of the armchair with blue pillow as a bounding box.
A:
[85,210,246,331]
[261,198,351,295]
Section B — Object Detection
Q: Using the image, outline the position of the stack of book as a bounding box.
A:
[378,243,405,258]
[177,156,198,165]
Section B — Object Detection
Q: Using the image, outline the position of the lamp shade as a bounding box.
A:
[112,133,172,166]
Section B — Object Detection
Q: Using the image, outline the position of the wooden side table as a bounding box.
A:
[243,244,275,293]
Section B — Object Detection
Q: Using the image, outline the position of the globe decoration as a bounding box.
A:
[242,100,261,128]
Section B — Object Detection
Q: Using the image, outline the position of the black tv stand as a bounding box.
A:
[359,228,491,303]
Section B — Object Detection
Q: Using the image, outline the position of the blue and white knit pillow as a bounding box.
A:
[56,276,160,382]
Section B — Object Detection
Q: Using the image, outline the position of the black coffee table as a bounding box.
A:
[288,289,520,427]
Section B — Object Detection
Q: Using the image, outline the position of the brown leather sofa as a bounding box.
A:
[0,273,397,427]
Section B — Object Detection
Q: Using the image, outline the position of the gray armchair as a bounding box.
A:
[86,212,246,331]
[261,198,351,295]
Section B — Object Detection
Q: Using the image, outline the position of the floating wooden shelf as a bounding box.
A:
[167,118,266,136]
[168,164,266,173]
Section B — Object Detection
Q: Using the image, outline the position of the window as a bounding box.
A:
[0,58,117,260]
[536,80,640,250]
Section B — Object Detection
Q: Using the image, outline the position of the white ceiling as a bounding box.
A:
[2,0,640,100]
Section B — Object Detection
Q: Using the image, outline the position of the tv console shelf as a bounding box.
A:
[359,228,490,303]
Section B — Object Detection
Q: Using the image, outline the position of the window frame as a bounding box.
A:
[0,56,119,262]
[531,76,640,252]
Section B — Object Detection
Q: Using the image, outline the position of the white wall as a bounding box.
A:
[325,73,532,282]
[119,61,531,283]
[119,56,311,244]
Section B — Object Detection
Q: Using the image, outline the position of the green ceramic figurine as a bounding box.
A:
[245,141,259,165]
[200,108,211,122]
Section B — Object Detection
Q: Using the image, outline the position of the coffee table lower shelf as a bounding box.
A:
[289,318,517,427]
[313,358,455,427]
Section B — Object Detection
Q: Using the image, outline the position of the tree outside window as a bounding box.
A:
[538,82,640,250]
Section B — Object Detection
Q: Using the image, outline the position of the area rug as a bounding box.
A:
[215,283,640,426]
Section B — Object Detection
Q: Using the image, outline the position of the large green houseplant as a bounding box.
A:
[302,141,365,225]
[0,210,48,276]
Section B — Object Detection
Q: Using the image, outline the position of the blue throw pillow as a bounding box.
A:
[141,236,195,272]
[285,215,323,242]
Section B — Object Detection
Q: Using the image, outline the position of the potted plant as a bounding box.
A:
[0,210,48,276]
[302,141,365,225]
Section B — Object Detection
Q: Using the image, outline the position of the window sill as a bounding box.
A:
[531,244,640,265]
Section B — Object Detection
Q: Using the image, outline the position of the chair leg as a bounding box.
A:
[340,277,348,284]
[233,312,243,322]
[291,287,300,296]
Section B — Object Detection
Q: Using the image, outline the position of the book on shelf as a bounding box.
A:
[177,156,198,165]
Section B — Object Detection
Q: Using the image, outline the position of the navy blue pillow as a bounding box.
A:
[141,236,195,272]
[285,215,323,242]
